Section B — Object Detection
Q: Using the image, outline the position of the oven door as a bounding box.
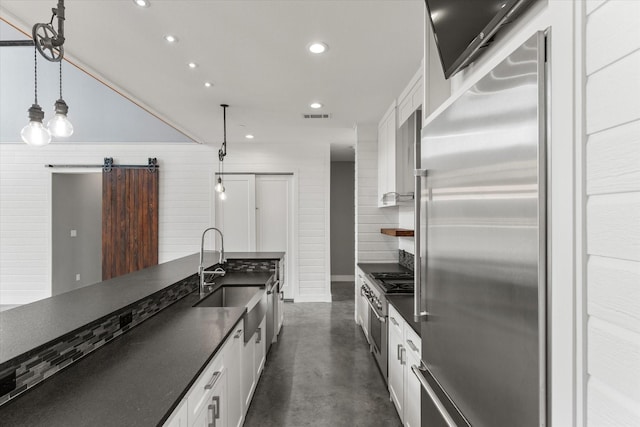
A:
[367,299,388,380]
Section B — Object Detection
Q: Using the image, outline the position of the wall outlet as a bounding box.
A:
[70,229,77,237]
[75,274,81,281]
[0,369,16,395]
[119,311,133,329]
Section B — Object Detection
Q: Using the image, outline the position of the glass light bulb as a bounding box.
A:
[21,120,52,146]
[48,113,74,138]
[215,179,225,193]
[219,191,227,201]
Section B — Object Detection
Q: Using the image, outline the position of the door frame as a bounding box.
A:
[48,168,102,298]
[213,172,298,301]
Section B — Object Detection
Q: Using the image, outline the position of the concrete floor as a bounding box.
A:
[244,281,402,427]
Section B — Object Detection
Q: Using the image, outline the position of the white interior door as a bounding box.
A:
[255,176,288,252]
[214,175,256,252]
[215,174,294,299]
[255,175,293,299]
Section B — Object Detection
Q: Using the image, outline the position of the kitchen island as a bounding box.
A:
[0,251,283,426]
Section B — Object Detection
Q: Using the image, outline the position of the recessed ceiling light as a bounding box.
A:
[245,134,255,140]
[310,102,323,109]
[188,62,198,69]
[204,82,213,88]
[308,42,328,54]
[133,0,150,7]
[164,35,178,43]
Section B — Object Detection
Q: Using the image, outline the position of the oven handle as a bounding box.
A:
[364,297,386,323]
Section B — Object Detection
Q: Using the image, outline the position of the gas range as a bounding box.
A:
[359,269,414,383]
[369,271,414,295]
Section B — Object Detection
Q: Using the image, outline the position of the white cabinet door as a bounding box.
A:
[404,349,421,427]
[192,369,227,427]
[254,316,267,378]
[207,369,227,427]
[277,259,285,334]
[241,333,256,410]
[388,306,404,421]
[241,314,267,411]
[225,321,244,427]
[163,400,188,427]
[215,174,256,252]
[356,272,370,342]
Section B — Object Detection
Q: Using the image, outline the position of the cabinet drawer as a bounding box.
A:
[187,351,225,421]
[404,326,421,360]
[388,305,404,337]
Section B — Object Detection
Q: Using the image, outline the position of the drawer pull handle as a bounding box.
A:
[233,329,243,339]
[390,317,399,327]
[406,339,419,353]
[204,370,221,390]
[208,396,220,427]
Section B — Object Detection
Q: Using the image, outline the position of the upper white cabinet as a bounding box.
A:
[397,64,424,128]
[378,64,423,208]
[377,102,397,207]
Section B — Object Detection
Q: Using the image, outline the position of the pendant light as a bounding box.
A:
[47,61,74,137]
[216,104,229,199]
[21,47,52,146]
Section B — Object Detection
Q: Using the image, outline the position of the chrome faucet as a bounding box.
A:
[198,227,226,295]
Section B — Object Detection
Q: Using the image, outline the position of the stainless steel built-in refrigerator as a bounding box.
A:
[412,32,547,427]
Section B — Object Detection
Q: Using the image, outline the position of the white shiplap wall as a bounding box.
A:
[585,1,640,425]
[0,141,331,304]
[221,142,331,302]
[355,131,398,264]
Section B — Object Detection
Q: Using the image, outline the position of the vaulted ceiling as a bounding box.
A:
[0,0,424,159]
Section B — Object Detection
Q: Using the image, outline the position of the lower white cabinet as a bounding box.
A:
[191,368,226,427]
[164,399,188,427]
[387,305,421,427]
[225,322,244,427]
[356,269,369,343]
[185,345,227,427]
[388,307,405,418]
[164,315,270,427]
[242,315,266,409]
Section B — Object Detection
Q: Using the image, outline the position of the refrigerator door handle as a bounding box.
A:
[414,168,429,321]
[411,363,457,427]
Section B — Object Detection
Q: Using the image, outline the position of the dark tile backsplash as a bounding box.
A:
[224,259,275,273]
[0,258,278,407]
[0,273,199,406]
[399,250,414,271]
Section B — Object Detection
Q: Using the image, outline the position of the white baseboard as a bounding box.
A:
[0,290,50,305]
[294,294,332,303]
[331,275,355,282]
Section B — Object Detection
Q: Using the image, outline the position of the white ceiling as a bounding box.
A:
[0,0,425,161]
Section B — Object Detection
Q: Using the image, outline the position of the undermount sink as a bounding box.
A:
[195,285,267,343]
[195,285,261,308]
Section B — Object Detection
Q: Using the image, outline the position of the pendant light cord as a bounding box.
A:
[58,61,63,99]
[33,46,38,104]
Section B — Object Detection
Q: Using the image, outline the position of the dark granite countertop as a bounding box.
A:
[0,252,280,365]
[387,295,421,336]
[0,290,248,426]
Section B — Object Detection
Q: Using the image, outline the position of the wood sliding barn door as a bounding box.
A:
[102,168,159,280]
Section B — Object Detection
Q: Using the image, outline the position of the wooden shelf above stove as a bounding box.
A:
[380,228,414,237]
